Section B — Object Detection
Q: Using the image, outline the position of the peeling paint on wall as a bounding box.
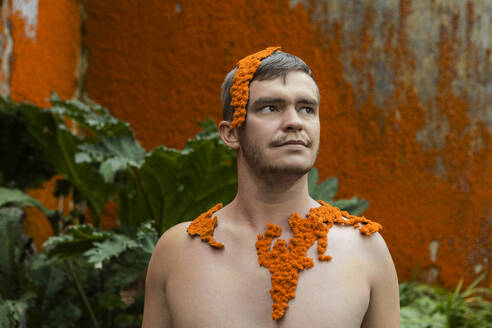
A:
[429,240,440,263]
[0,3,13,96]
[5,0,486,288]
[9,0,81,105]
[12,0,39,40]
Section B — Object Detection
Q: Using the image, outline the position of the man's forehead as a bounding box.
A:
[249,71,319,102]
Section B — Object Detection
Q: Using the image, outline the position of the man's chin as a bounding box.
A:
[262,163,313,177]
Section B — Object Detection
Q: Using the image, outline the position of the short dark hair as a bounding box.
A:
[221,51,318,121]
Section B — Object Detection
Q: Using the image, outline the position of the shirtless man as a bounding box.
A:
[142,48,400,327]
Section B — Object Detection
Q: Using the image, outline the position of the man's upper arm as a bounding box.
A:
[142,222,188,328]
[361,232,400,328]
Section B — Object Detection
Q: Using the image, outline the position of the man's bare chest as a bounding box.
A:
[166,236,371,328]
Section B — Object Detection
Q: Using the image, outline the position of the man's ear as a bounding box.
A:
[218,120,240,150]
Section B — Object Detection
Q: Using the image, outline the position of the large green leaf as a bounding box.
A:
[84,234,137,264]
[161,124,237,231]
[0,187,55,217]
[308,168,369,215]
[0,99,55,189]
[92,223,157,289]
[2,94,237,232]
[13,99,116,225]
[76,136,146,183]
[43,224,111,259]
[307,167,319,193]
[308,168,338,200]
[117,120,237,232]
[49,93,133,137]
[116,146,181,229]
[331,197,369,216]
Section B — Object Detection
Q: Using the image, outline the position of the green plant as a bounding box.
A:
[308,168,369,215]
[0,194,158,327]
[0,94,237,327]
[399,274,492,327]
[0,207,35,328]
[0,95,237,233]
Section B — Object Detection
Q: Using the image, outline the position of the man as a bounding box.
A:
[142,48,400,327]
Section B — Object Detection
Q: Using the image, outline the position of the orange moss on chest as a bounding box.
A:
[186,201,382,320]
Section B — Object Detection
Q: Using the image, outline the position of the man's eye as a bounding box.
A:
[300,107,314,114]
[259,105,276,113]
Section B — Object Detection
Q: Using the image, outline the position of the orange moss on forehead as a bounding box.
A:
[186,201,382,320]
[229,46,281,129]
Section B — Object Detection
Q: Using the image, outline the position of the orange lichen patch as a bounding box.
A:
[229,46,281,129]
[256,201,382,320]
[187,201,381,320]
[187,203,224,248]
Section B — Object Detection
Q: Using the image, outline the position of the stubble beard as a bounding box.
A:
[238,133,319,183]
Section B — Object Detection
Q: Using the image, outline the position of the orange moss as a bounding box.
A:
[229,46,281,129]
[256,201,381,320]
[186,203,224,248]
[186,201,382,320]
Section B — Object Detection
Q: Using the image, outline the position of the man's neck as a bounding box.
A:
[226,165,320,232]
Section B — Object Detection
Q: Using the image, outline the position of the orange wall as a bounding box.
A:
[3,0,490,288]
[85,0,491,288]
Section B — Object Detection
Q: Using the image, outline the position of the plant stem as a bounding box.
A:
[47,211,61,235]
[64,260,99,328]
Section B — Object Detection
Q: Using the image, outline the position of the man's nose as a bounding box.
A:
[282,106,303,131]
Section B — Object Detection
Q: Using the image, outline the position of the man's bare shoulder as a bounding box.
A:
[327,219,386,249]
[148,222,193,279]
[326,220,392,274]
[358,229,396,283]
[143,221,199,327]
[155,221,192,249]
[154,221,195,252]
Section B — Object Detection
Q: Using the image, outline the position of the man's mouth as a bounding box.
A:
[275,139,309,147]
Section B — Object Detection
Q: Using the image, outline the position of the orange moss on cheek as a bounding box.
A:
[187,201,382,320]
[186,203,224,248]
[229,46,281,129]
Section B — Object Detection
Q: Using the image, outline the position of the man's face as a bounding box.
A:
[238,70,320,177]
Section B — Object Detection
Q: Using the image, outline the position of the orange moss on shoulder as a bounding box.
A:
[186,203,224,248]
[229,46,281,129]
[186,201,382,320]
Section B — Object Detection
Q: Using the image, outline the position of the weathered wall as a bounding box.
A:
[85,0,491,288]
[1,0,490,288]
[0,0,83,249]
